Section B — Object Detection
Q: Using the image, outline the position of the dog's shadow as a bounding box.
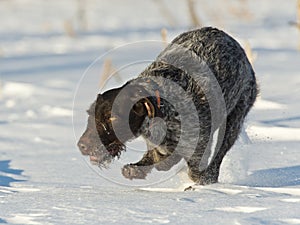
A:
[0,160,25,187]
[236,165,300,187]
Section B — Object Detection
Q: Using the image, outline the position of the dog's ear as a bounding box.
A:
[93,94,104,117]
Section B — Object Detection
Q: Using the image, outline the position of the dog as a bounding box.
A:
[77,27,257,185]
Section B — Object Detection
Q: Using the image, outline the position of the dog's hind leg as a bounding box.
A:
[187,113,242,184]
[187,88,256,185]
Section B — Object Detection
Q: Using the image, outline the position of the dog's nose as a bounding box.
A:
[77,141,89,155]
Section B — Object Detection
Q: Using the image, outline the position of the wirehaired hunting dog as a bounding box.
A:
[77,27,257,185]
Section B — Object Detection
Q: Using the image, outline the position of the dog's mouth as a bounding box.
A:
[89,155,100,164]
[89,155,112,168]
[89,155,98,161]
[86,142,125,168]
[87,150,113,168]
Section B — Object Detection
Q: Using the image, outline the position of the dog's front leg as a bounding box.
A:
[122,164,153,180]
[122,148,163,180]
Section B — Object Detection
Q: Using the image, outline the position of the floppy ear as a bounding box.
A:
[92,94,104,117]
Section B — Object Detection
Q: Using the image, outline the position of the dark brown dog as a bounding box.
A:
[77,27,257,184]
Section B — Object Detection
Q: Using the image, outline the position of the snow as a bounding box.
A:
[0,0,300,224]
[207,128,220,166]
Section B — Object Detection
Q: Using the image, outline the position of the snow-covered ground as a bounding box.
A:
[0,0,300,224]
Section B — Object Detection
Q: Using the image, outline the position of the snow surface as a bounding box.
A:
[0,0,300,224]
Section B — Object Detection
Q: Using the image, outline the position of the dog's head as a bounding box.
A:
[77,84,153,167]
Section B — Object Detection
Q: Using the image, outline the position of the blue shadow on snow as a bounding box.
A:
[0,160,25,187]
[0,218,7,224]
[260,116,300,128]
[237,165,300,187]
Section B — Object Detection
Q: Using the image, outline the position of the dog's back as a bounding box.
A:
[163,27,257,113]
[138,27,258,184]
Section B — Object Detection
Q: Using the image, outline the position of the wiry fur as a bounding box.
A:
[78,27,258,185]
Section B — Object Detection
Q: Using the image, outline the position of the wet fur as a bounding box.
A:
[78,27,258,185]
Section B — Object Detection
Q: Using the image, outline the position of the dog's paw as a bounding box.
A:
[122,164,149,180]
